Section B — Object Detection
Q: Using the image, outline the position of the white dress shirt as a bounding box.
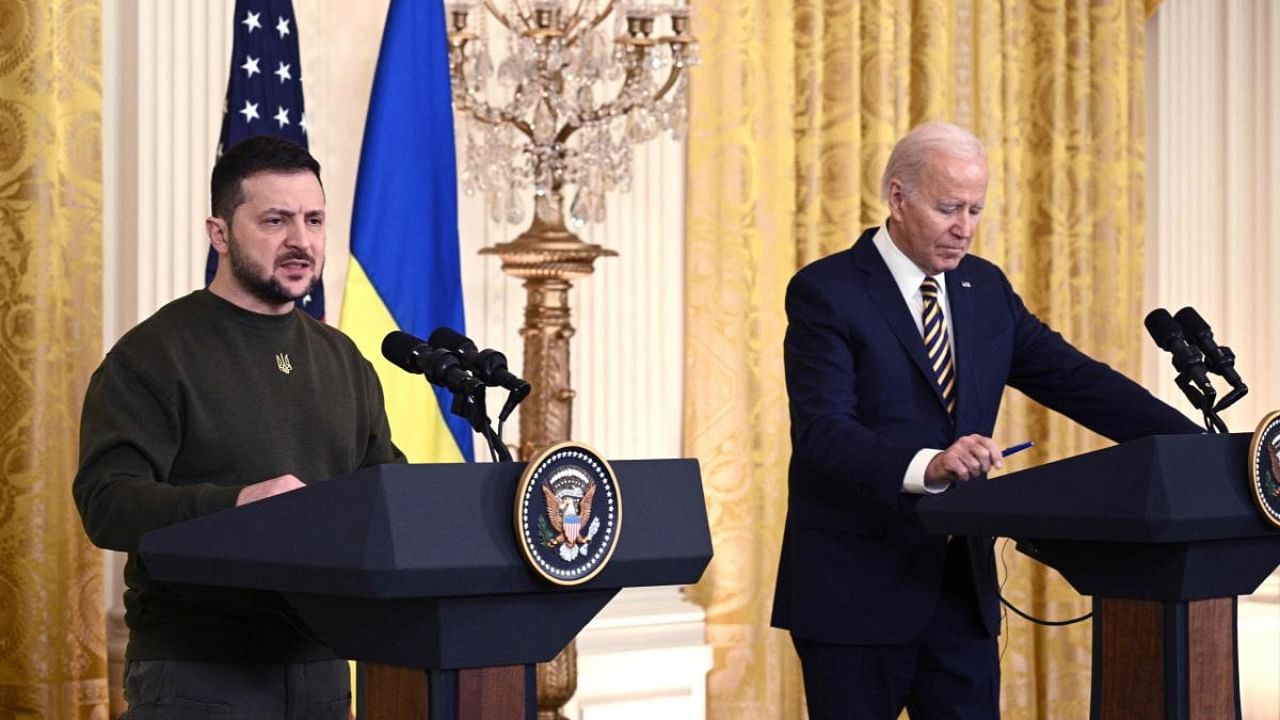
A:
[870,225,952,495]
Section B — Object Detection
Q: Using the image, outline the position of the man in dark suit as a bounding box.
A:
[769,121,1200,719]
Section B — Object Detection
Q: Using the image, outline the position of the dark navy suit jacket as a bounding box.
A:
[771,228,1201,645]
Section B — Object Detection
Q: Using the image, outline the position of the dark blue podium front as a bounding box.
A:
[139,458,712,717]
[917,433,1280,720]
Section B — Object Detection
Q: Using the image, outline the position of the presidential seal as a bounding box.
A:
[514,442,622,586]
[1248,411,1280,529]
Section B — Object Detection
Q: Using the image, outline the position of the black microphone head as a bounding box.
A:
[1143,308,1183,350]
[381,331,429,373]
[1174,306,1243,390]
[425,347,462,375]
[1174,306,1212,342]
[428,326,478,354]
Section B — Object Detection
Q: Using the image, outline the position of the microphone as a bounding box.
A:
[1144,308,1215,408]
[1174,306,1247,414]
[428,327,532,421]
[380,331,483,397]
[1173,307,1244,387]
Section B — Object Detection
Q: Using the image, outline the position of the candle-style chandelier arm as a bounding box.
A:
[447,38,537,140]
[480,0,522,31]
[561,0,615,45]
[446,0,697,228]
[560,54,684,136]
[649,59,685,101]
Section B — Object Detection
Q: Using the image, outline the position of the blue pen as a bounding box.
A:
[1001,441,1034,458]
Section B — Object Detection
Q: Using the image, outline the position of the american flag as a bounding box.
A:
[206,0,324,320]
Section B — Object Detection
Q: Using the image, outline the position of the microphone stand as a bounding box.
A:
[448,387,512,463]
[1202,407,1228,434]
[1207,344,1248,416]
[1174,372,1227,433]
[492,384,531,459]
[1214,385,1247,415]
[480,421,512,463]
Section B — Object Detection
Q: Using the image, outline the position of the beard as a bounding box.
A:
[226,232,320,307]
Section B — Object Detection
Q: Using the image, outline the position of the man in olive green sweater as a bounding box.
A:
[74,136,404,719]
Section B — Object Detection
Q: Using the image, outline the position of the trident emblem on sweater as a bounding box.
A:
[275,353,292,375]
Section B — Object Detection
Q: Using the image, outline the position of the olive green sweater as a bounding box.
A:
[74,290,404,662]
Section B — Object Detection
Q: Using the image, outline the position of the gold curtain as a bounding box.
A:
[684,1,1153,717]
[0,0,107,717]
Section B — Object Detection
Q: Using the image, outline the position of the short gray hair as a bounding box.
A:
[879,121,985,203]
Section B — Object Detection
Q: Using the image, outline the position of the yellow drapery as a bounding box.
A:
[0,0,107,717]
[684,1,1154,717]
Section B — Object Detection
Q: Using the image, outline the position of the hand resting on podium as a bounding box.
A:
[236,473,307,506]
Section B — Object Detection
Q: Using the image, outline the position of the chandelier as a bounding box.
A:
[444,0,698,230]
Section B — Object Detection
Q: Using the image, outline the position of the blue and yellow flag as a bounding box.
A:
[341,0,472,462]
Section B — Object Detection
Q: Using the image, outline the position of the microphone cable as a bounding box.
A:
[999,596,1092,627]
[995,538,1093,628]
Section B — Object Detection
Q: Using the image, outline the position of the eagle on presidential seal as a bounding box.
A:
[1266,438,1280,497]
[539,471,602,562]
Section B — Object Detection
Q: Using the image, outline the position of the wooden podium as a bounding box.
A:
[139,459,712,719]
[917,434,1280,720]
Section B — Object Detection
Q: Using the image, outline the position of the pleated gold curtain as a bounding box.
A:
[684,1,1155,717]
[0,1,107,717]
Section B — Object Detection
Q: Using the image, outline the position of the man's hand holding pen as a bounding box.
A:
[924,436,1034,489]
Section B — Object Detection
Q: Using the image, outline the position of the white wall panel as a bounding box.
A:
[1146,0,1279,437]
[1147,3,1279,718]
[104,0,233,346]
[575,141,687,460]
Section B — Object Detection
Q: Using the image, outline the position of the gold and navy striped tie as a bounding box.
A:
[921,277,956,416]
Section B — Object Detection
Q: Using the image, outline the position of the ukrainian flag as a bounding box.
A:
[341,0,472,462]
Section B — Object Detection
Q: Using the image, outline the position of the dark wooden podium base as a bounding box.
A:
[358,663,534,720]
[1092,597,1241,720]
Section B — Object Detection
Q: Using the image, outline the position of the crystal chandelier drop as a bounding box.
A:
[445,0,698,230]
